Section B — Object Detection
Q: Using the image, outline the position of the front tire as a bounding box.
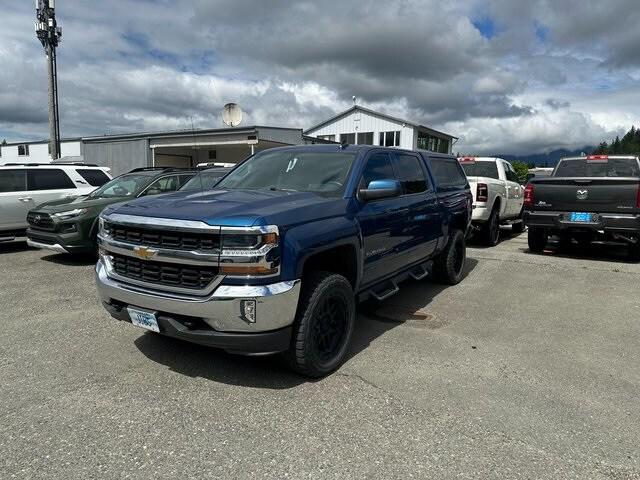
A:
[433,229,466,285]
[285,272,356,378]
[528,227,547,253]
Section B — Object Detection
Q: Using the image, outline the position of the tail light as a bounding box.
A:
[636,185,640,209]
[476,183,488,202]
[524,183,535,208]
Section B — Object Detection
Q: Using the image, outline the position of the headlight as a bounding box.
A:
[219,226,280,277]
[52,208,89,220]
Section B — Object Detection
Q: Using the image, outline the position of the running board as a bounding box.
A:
[370,281,400,301]
[409,264,429,281]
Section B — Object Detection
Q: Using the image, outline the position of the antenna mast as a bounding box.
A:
[35,0,63,160]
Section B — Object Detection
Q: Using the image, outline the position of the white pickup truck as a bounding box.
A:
[458,157,525,245]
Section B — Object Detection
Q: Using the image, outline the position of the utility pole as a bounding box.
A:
[35,0,62,160]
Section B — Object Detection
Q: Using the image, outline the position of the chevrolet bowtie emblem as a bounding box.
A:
[133,246,158,260]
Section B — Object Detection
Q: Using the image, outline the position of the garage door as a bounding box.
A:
[154,154,193,168]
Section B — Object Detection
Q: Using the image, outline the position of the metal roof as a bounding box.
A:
[82,125,302,143]
[304,105,457,140]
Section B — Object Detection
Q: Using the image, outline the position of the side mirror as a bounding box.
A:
[359,179,401,201]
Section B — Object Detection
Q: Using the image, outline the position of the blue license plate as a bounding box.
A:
[569,212,593,223]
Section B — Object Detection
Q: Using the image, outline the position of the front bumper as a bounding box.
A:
[26,227,94,254]
[524,211,640,233]
[96,259,301,353]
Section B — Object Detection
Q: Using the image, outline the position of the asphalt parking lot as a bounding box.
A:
[1,231,640,479]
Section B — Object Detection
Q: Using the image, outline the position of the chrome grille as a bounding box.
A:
[27,212,54,231]
[111,253,218,290]
[107,223,220,251]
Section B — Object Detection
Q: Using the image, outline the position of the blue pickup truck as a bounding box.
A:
[96,145,471,376]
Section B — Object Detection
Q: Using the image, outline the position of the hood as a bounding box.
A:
[106,189,348,227]
[35,195,128,214]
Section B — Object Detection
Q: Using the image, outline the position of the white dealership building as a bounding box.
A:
[304,105,456,154]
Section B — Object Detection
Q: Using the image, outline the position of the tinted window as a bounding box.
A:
[27,169,75,191]
[360,153,396,189]
[76,169,110,187]
[394,154,428,194]
[88,174,151,199]
[430,157,467,188]
[216,150,356,197]
[0,169,26,193]
[460,161,500,179]
[505,164,519,183]
[554,158,640,178]
[357,132,374,145]
[340,133,356,144]
[180,171,229,191]
[143,175,182,196]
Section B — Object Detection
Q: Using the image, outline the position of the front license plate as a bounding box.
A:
[569,212,593,223]
[127,307,160,333]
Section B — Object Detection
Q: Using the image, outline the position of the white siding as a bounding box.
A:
[307,110,416,150]
[0,140,82,164]
[61,141,81,157]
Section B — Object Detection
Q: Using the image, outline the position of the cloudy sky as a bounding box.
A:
[1,0,639,155]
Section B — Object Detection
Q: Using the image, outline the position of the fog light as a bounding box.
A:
[240,300,256,323]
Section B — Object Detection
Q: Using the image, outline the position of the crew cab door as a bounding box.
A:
[355,152,408,287]
[503,161,524,217]
[391,152,441,263]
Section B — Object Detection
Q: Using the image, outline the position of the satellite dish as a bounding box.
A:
[222,103,243,127]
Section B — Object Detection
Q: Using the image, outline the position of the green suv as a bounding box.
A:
[26,167,196,255]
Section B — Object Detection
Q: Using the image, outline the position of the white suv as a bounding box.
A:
[0,163,111,242]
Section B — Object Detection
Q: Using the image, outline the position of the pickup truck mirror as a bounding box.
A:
[359,179,402,201]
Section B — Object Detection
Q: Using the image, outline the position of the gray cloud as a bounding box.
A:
[0,0,637,155]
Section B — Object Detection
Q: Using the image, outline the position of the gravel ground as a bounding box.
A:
[1,230,639,479]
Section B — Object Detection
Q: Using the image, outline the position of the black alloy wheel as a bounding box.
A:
[286,272,356,378]
[311,292,349,363]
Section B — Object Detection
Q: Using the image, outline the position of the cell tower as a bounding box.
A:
[35,0,62,160]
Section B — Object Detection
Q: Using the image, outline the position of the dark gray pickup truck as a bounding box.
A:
[523,155,640,260]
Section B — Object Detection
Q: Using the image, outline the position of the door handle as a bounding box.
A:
[18,197,33,202]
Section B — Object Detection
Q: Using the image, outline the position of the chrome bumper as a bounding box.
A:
[27,238,69,253]
[95,259,301,333]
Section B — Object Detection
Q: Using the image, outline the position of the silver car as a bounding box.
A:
[0,163,111,242]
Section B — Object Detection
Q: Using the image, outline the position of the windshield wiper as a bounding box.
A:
[268,186,298,192]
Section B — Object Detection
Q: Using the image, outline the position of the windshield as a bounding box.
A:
[554,158,640,178]
[461,162,500,179]
[88,174,151,198]
[180,170,229,192]
[215,150,356,196]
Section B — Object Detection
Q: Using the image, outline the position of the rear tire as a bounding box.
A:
[285,272,355,378]
[433,229,466,285]
[528,227,547,253]
[481,206,501,246]
[511,208,525,234]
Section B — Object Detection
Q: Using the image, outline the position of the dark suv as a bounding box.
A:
[27,167,196,255]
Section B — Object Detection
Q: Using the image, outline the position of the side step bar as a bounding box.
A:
[370,281,399,301]
[409,264,429,281]
[364,260,433,302]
